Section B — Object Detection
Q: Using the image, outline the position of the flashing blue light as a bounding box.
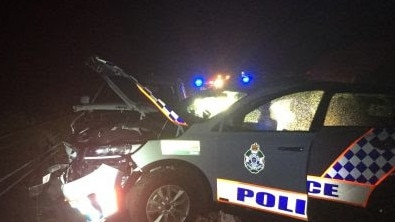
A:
[242,75,251,83]
[241,72,252,84]
[194,77,204,87]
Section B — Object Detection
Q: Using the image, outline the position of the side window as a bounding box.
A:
[243,91,324,131]
[324,93,395,126]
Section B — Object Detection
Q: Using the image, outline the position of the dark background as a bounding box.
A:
[0,1,394,221]
[1,0,394,124]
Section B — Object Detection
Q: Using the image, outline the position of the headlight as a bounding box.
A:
[85,144,142,158]
[62,164,120,221]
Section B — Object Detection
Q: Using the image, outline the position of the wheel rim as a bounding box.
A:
[146,184,190,222]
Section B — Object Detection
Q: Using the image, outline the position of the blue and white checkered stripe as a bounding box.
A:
[136,84,187,126]
[323,128,395,185]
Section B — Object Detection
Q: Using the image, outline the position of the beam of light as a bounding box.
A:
[62,164,120,221]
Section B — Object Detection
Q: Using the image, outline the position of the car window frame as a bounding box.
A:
[219,87,329,133]
[323,91,395,127]
[216,82,395,133]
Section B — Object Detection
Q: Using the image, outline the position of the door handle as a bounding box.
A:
[278,147,304,152]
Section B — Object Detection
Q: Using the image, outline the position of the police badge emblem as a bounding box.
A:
[244,142,265,174]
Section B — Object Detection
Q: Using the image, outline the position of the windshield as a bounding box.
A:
[182,90,247,120]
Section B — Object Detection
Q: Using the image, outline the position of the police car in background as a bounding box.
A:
[56,57,395,222]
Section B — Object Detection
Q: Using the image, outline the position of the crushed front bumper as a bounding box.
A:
[62,164,121,222]
[28,164,69,197]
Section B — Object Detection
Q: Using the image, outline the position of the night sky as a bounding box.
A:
[2,0,394,113]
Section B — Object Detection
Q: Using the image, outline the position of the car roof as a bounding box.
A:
[236,78,395,95]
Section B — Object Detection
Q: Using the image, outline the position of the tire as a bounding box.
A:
[126,167,211,222]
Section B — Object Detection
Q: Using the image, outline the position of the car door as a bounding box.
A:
[214,89,325,221]
[307,90,395,221]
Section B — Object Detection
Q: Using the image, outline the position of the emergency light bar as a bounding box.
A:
[192,71,253,90]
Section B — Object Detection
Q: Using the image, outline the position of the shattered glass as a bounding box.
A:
[324,93,395,126]
[244,91,324,131]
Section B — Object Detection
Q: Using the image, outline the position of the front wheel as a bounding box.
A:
[126,167,211,222]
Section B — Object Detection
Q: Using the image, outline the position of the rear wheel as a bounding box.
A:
[126,167,211,222]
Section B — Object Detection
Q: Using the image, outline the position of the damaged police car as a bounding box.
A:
[31,57,395,222]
